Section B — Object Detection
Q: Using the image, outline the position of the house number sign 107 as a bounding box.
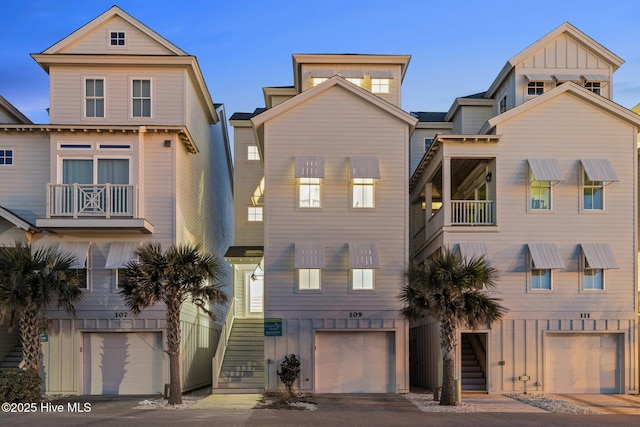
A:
[114,312,128,318]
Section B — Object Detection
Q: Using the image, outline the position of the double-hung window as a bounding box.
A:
[295,243,324,291]
[349,156,380,208]
[527,159,564,211]
[349,242,379,291]
[0,149,13,166]
[580,159,618,211]
[105,242,139,290]
[580,243,618,291]
[295,156,324,208]
[58,242,91,289]
[132,79,151,118]
[527,243,564,291]
[85,78,105,118]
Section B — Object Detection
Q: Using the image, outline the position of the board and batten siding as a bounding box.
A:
[55,15,175,56]
[49,66,185,125]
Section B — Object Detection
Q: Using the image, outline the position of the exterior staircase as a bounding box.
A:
[214,318,264,393]
[0,344,23,372]
[461,335,486,391]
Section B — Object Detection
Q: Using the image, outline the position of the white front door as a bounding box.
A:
[245,272,263,318]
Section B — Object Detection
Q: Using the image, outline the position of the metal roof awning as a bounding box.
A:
[369,70,394,78]
[580,159,619,183]
[528,159,564,183]
[224,246,264,259]
[525,73,554,82]
[457,243,491,263]
[294,243,325,268]
[528,243,565,269]
[105,242,140,269]
[553,74,581,82]
[580,243,619,269]
[581,74,610,82]
[349,242,380,269]
[58,241,91,269]
[295,156,325,178]
[349,156,381,179]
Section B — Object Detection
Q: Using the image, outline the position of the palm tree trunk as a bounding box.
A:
[19,308,42,373]
[166,296,182,405]
[439,316,457,406]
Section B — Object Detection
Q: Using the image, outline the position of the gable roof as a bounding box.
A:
[485,82,640,131]
[0,205,41,234]
[0,95,32,124]
[486,23,624,98]
[41,6,186,56]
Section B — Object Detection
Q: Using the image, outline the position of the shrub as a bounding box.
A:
[277,354,301,396]
[0,369,42,403]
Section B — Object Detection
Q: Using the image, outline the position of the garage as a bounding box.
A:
[83,332,164,395]
[545,333,622,393]
[315,331,395,393]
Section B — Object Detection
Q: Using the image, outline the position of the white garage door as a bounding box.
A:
[315,331,395,393]
[83,332,163,395]
[546,333,621,393]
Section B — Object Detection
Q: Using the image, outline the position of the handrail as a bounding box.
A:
[451,200,494,225]
[46,183,137,218]
[211,297,237,388]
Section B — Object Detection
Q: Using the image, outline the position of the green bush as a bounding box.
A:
[0,369,42,403]
[277,354,301,396]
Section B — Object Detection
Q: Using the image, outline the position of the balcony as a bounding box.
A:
[451,200,494,225]
[36,184,153,234]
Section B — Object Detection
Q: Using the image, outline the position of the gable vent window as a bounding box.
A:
[110,31,126,46]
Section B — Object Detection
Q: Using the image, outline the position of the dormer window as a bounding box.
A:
[109,31,126,46]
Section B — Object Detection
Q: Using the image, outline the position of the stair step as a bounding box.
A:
[462,371,484,378]
[462,378,486,385]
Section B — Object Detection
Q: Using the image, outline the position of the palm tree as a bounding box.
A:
[119,242,227,405]
[0,241,82,372]
[400,248,507,406]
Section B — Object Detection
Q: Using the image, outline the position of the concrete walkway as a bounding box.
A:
[190,393,262,410]
[553,394,640,415]
[462,393,548,413]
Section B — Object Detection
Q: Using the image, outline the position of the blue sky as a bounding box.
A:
[2,0,639,125]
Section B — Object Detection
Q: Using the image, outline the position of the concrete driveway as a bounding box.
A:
[553,394,640,415]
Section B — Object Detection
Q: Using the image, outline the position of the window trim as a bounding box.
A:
[0,148,15,167]
[248,206,263,222]
[529,173,552,211]
[371,78,390,94]
[130,77,152,119]
[108,30,126,48]
[530,267,552,291]
[297,177,322,209]
[297,268,322,292]
[581,170,605,212]
[527,81,545,96]
[584,81,601,95]
[350,268,375,292]
[247,145,260,161]
[582,264,604,291]
[83,77,106,119]
[351,177,376,209]
[58,155,132,185]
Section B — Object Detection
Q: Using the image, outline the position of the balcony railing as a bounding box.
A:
[47,184,137,218]
[451,200,494,225]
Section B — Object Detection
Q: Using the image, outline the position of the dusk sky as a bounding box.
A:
[2,0,639,127]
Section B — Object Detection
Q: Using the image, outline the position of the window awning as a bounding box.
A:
[528,159,564,183]
[251,177,265,206]
[525,73,553,82]
[58,241,90,269]
[369,71,394,78]
[580,159,619,183]
[528,243,565,269]
[457,242,491,263]
[580,243,619,269]
[553,74,581,82]
[340,71,365,78]
[294,243,325,268]
[295,156,325,178]
[349,156,381,179]
[581,74,609,82]
[105,242,140,269]
[349,243,380,269]
[310,71,335,78]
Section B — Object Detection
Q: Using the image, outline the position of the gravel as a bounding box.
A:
[504,393,599,414]
[404,392,480,412]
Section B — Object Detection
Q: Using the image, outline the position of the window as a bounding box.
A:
[424,138,433,151]
[352,178,374,208]
[132,79,151,117]
[298,269,321,290]
[350,156,380,209]
[499,96,507,114]
[248,206,263,222]
[583,171,603,210]
[115,268,127,289]
[584,82,601,95]
[352,269,374,290]
[371,78,390,94]
[0,149,13,165]
[346,78,363,87]
[583,265,603,290]
[312,77,327,86]
[530,177,551,210]
[531,268,551,290]
[62,158,129,185]
[109,31,125,46]
[527,81,544,96]
[85,78,105,118]
[299,178,320,207]
[580,243,617,291]
[247,145,260,161]
[71,269,88,289]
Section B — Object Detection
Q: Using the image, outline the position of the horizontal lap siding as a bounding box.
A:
[233,126,264,246]
[264,87,408,313]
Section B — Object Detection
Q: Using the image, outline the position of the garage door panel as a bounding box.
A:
[315,332,395,393]
[546,333,621,394]
[83,332,163,395]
